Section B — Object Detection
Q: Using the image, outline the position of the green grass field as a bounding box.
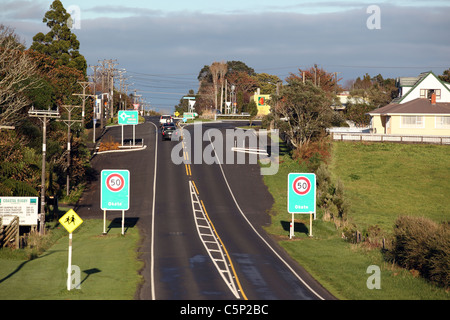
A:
[0,219,142,300]
[330,142,450,230]
[262,141,449,299]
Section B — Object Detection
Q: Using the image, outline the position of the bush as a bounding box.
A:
[293,136,332,172]
[386,216,450,288]
[316,163,350,221]
[98,136,120,152]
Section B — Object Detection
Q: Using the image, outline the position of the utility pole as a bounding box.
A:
[89,65,100,143]
[59,105,82,196]
[334,72,342,94]
[314,64,318,87]
[98,60,106,129]
[73,81,91,127]
[104,59,118,120]
[28,107,60,235]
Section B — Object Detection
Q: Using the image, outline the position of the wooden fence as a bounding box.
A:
[331,133,450,145]
[0,216,20,249]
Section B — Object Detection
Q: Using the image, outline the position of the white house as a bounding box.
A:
[368,71,450,135]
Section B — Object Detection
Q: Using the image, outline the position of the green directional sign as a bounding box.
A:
[101,170,130,210]
[118,110,138,125]
[288,173,316,216]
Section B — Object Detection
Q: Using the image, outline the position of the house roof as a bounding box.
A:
[397,71,450,103]
[368,98,450,115]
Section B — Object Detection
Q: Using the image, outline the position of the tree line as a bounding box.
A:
[0,0,92,211]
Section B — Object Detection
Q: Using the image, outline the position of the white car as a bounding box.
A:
[159,115,173,126]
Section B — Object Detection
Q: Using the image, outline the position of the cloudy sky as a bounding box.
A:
[1,0,450,113]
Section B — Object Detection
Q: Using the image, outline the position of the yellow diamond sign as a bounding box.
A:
[59,209,83,233]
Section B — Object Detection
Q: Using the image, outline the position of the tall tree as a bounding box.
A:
[286,65,342,96]
[30,0,87,75]
[0,25,40,127]
[271,79,333,148]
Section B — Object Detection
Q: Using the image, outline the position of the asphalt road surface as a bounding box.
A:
[76,116,335,301]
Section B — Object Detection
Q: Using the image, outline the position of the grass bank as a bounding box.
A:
[262,141,449,299]
[0,219,142,300]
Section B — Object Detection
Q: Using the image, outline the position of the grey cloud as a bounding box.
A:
[4,3,449,110]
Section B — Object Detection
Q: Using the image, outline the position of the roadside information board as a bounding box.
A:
[101,170,130,211]
[118,110,138,125]
[287,173,316,238]
[288,173,316,215]
[0,197,38,226]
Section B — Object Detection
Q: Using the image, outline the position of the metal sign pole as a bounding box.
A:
[103,210,107,235]
[122,210,125,235]
[290,213,294,239]
[310,214,313,237]
[67,232,73,290]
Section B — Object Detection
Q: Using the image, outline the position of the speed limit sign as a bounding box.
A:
[101,170,130,210]
[106,173,125,192]
[288,173,316,215]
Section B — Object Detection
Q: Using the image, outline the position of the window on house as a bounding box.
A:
[401,116,424,128]
[436,116,450,129]
[420,89,441,99]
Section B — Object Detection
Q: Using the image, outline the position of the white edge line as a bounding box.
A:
[207,130,326,301]
[149,121,158,300]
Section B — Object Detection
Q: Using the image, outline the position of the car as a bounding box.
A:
[160,115,173,126]
[161,122,178,140]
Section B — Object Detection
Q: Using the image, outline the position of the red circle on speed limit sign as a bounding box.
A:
[292,176,311,195]
[106,173,125,192]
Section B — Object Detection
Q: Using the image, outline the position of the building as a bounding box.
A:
[250,88,271,116]
[332,91,369,111]
[368,71,450,135]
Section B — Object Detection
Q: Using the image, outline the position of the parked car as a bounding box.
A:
[160,115,173,126]
[161,122,178,140]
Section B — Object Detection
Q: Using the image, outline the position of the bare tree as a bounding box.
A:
[210,62,220,110]
[218,62,227,113]
[0,25,40,126]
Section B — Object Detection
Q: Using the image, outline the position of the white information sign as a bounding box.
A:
[0,197,39,226]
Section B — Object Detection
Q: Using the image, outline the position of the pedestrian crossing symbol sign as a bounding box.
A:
[59,209,83,233]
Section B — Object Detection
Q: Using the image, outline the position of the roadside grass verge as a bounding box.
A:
[330,142,450,231]
[261,141,449,299]
[0,219,142,300]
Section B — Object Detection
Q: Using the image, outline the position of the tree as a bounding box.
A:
[438,68,450,83]
[30,0,87,75]
[247,99,258,126]
[209,62,222,110]
[286,65,342,96]
[271,79,334,148]
[0,25,40,127]
[255,73,281,95]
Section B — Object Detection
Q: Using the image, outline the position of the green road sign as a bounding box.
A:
[288,173,316,216]
[118,110,138,125]
[101,170,130,210]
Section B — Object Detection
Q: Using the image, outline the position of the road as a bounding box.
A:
[76,116,335,300]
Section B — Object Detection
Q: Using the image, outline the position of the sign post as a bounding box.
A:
[118,110,139,146]
[59,209,83,290]
[287,173,316,239]
[101,169,130,235]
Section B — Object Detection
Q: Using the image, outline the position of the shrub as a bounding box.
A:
[293,136,332,172]
[387,216,450,288]
[316,163,350,221]
[98,136,119,152]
